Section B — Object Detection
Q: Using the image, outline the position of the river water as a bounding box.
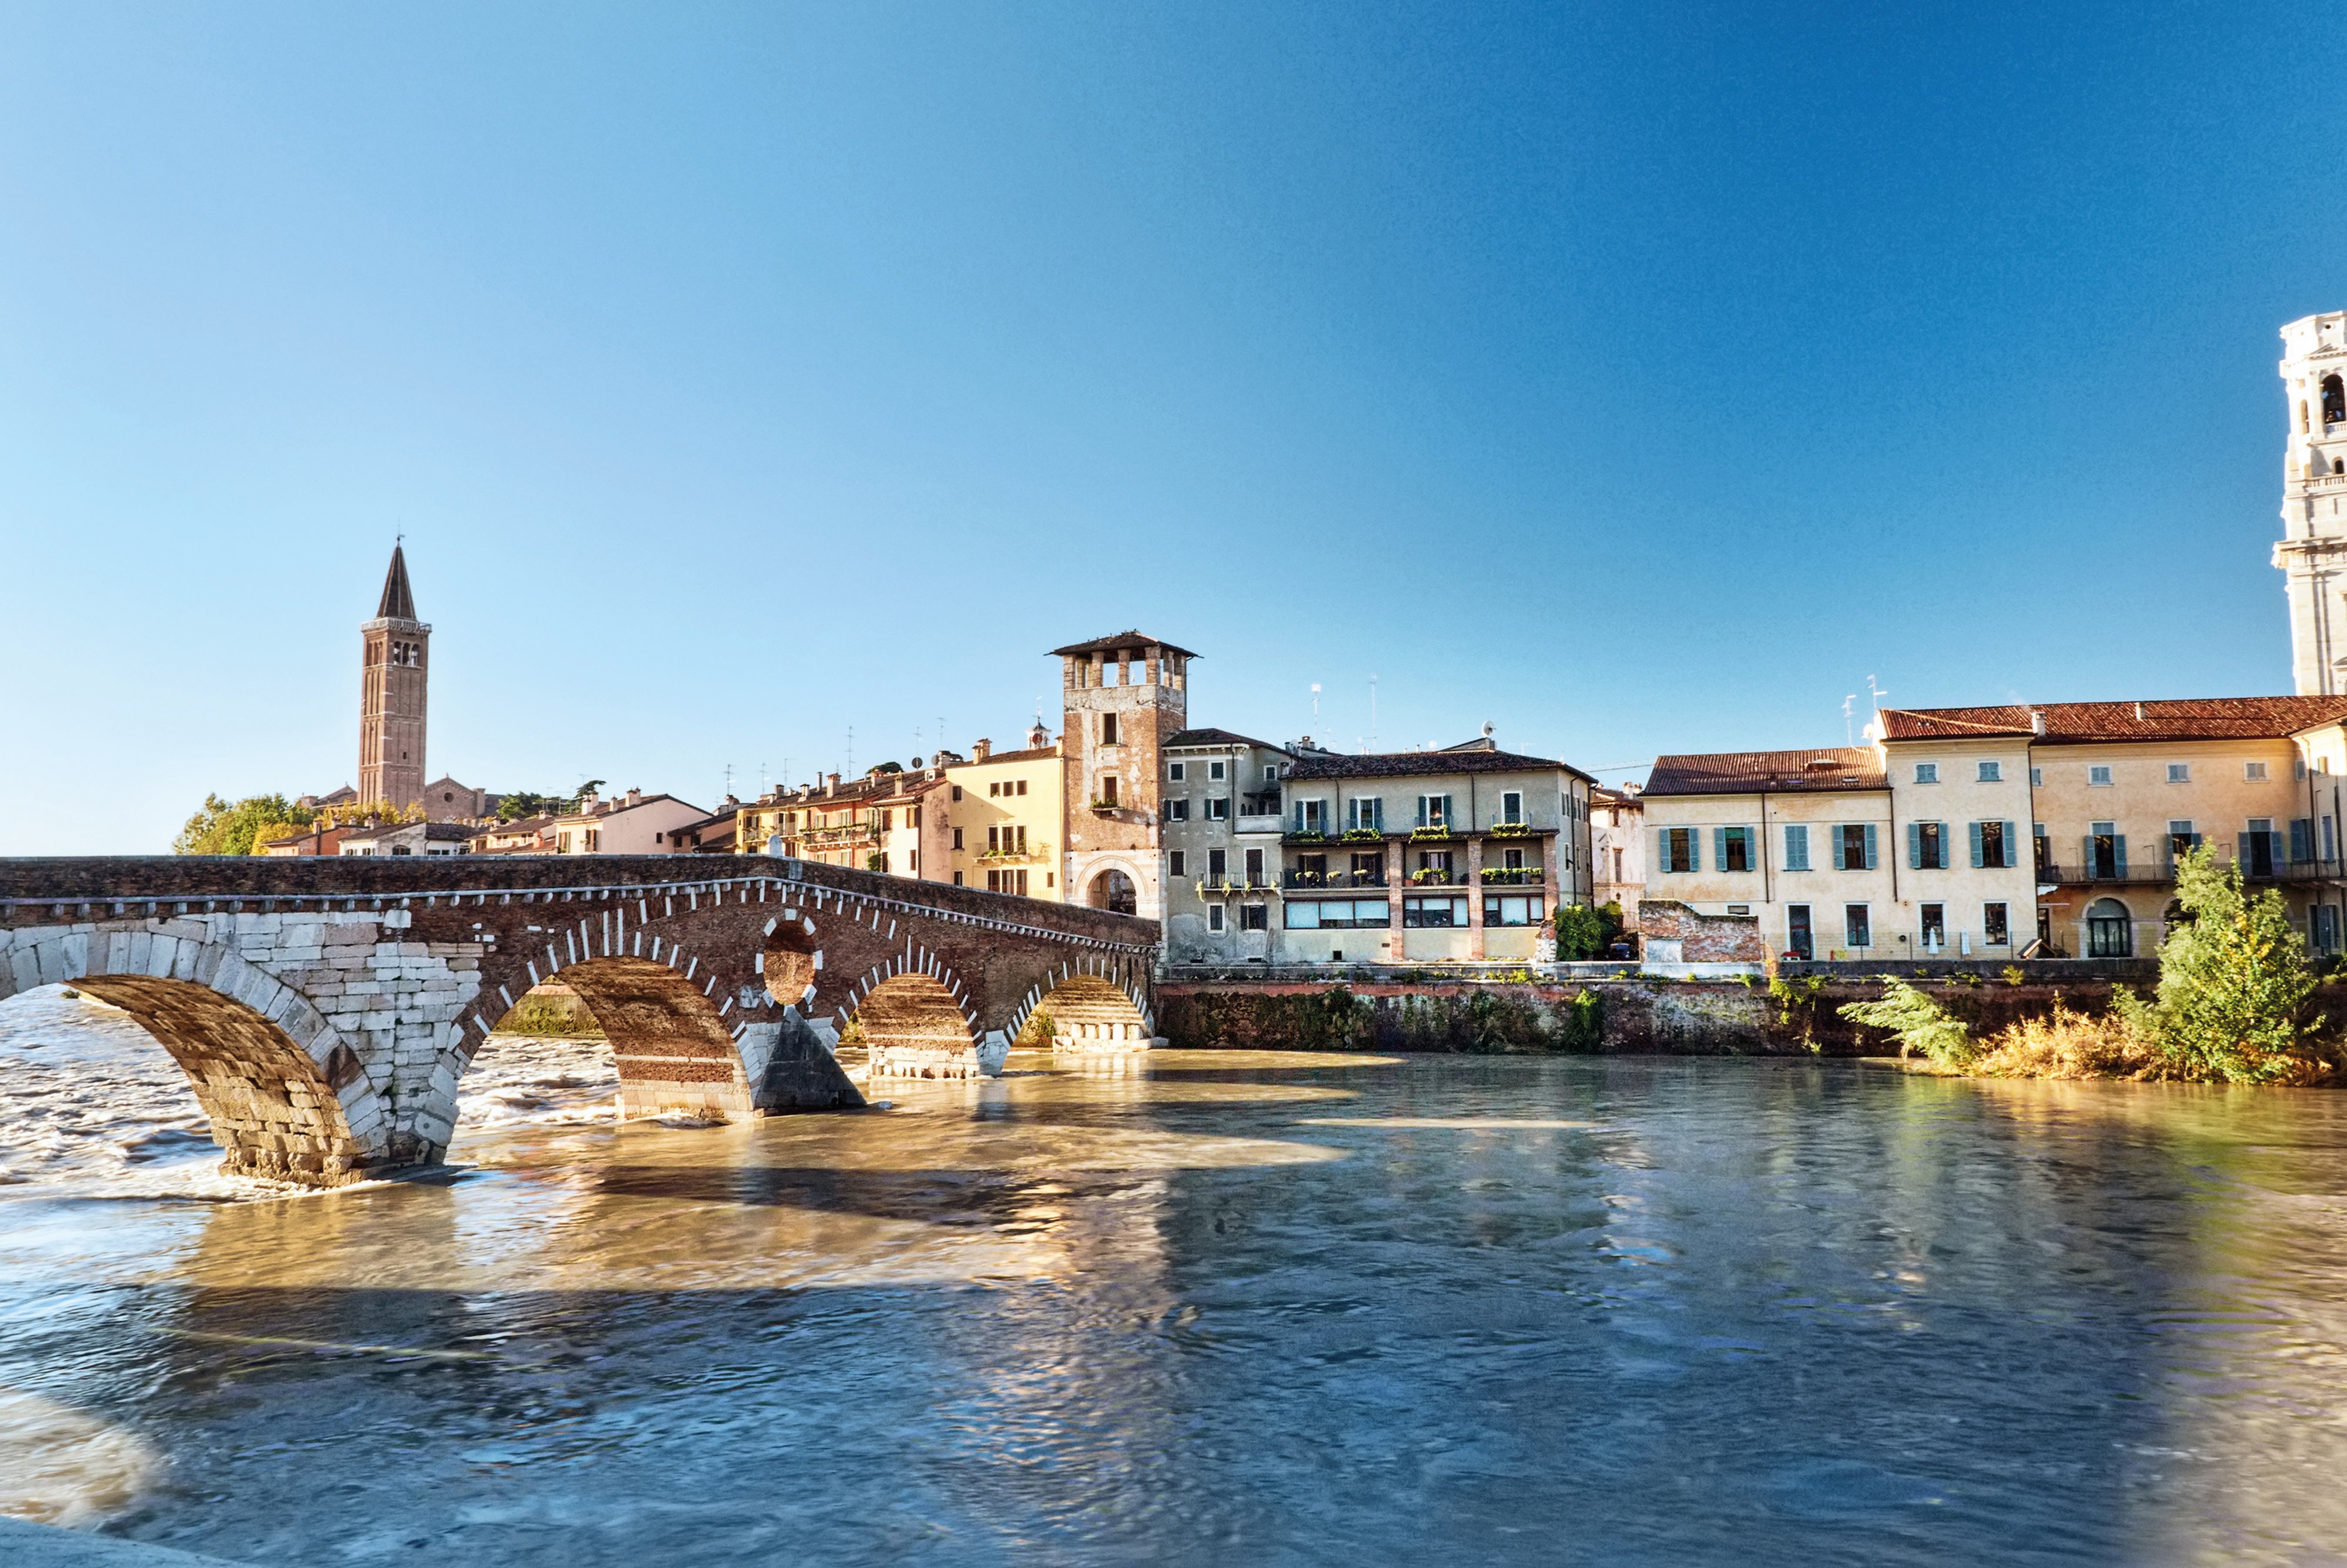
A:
[5,986,2347,1564]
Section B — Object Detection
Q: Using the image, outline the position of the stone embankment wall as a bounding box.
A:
[1159,973,2145,1057]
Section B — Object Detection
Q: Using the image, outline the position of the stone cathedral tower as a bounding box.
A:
[358,545,429,809]
[2275,312,2347,694]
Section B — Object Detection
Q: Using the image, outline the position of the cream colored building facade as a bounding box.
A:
[938,738,1064,899]
[1646,700,2347,963]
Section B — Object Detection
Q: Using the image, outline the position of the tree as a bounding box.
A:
[1838,979,1976,1068]
[2114,845,2321,1083]
[173,794,315,856]
[1553,900,1624,960]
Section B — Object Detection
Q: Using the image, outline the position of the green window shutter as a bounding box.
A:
[1443,794,1455,826]
[1713,827,1727,870]
[1968,821,1984,867]
[1656,828,1670,873]
[2114,835,2128,875]
[1785,824,1808,871]
[2002,821,2018,869]
[1863,823,1878,870]
[1831,827,1845,871]
[1907,822,1921,870]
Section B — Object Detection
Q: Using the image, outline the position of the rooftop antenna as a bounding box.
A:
[723,762,734,800]
[1842,694,1858,746]
[846,726,854,777]
[758,762,768,797]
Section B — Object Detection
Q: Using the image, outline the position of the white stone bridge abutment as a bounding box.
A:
[0,856,1160,1187]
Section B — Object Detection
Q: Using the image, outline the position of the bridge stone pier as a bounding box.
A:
[0,856,1160,1187]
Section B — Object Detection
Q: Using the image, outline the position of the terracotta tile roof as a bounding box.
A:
[1644,747,1886,796]
[1048,630,1200,660]
[1165,728,1283,751]
[1879,697,2347,744]
[1290,748,1589,782]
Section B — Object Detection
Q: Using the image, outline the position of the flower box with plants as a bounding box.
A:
[1285,830,1329,844]
[1486,821,1536,838]
[1409,825,1456,841]
[1340,828,1384,844]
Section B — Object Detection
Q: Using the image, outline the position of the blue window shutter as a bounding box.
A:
[1907,822,1921,869]
[2293,818,2314,861]
[2002,822,2018,869]
[1863,823,1878,870]
[1713,827,1727,870]
[1785,824,1808,871]
[1656,828,1670,873]
[1968,821,1984,868]
[1832,827,1845,871]
[2114,835,2128,875]
[1374,798,1384,832]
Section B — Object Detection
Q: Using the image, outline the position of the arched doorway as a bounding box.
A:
[1089,868,1137,916]
[2086,898,2133,958]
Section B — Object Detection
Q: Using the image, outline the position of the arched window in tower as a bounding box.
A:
[2323,373,2344,427]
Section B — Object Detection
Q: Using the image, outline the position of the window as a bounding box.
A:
[951,786,962,802]
[1483,894,1544,927]
[1415,850,1454,882]
[2320,905,2342,955]
[2087,897,2132,957]
[1835,823,1876,871]
[1417,794,1454,829]
[1782,824,1811,872]
[1016,780,1027,796]
[952,828,964,850]
[1348,797,1383,831]
[1098,777,1119,807]
[1286,899,1391,930]
[1660,827,1698,874]
[1845,905,1871,949]
[2327,816,2338,862]
[1208,760,1226,781]
[1920,903,1945,948]
[1169,762,1186,782]
[1241,903,1268,931]
[1245,848,1265,884]
[1978,761,2002,783]
[1909,821,1948,870]
[2291,818,2315,863]
[2246,761,2270,781]
[2245,818,2277,876]
[1101,713,1119,745]
[2167,763,2190,784]
[908,849,918,873]
[1984,902,2009,946]
[1786,905,1813,960]
[2327,371,2346,426]
[1166,799,1190,821]
[1717,826,1753,872]
[1726,904,1750,916]
[1402,895,1469,927]
[2031,767,2044,787]
[879,810,893,831]
[988,782,1000,797]
[2159,820,2192,860]
[1914,763,1939,784]
[1208,904,1225,932]
[2088,821,2124,879]
[1500,791,1524,824]
[2089,765,2113,786]
[1265,764,1279,784]
[1298,799,1327,833]
[1971,820,2017,869]
[1169,850,1187,877]
[1207,796,1229,821]
[952,871,964,887]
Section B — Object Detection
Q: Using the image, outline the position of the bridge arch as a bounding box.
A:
[1011,963,1158,1053]
[0,928,383,1184]
[495,939,755,1123]
[845,963,989,1080]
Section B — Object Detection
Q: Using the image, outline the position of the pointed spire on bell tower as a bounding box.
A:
[377,538,418,622]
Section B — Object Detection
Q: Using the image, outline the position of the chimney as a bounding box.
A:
[625,787,642,807]
[825,773,839,796]
[974,738,993,763]
[2030,710,2046,736]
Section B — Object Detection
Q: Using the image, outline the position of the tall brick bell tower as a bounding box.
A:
[358,544,429,811]
[1055,631,1193,921]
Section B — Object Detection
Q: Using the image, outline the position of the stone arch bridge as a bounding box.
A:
[0,856,1160,1187]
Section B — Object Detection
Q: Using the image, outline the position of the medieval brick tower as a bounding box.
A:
[358,545,429,810]
[1055,632,1193,922]
[2276,312,2347,694]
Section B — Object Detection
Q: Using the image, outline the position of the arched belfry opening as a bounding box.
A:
[2323,373,2344,428]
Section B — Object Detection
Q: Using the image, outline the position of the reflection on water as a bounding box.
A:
[4,998,2347,1563]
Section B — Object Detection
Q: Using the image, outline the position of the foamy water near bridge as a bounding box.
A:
[0,856,1161,1186]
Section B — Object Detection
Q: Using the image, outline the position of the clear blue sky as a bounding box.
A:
[5,3,2342,853]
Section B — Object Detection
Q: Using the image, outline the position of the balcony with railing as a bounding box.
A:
[1283,869,1389,890]
[1193,874,1280,895]
[1479,866,1544,886]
